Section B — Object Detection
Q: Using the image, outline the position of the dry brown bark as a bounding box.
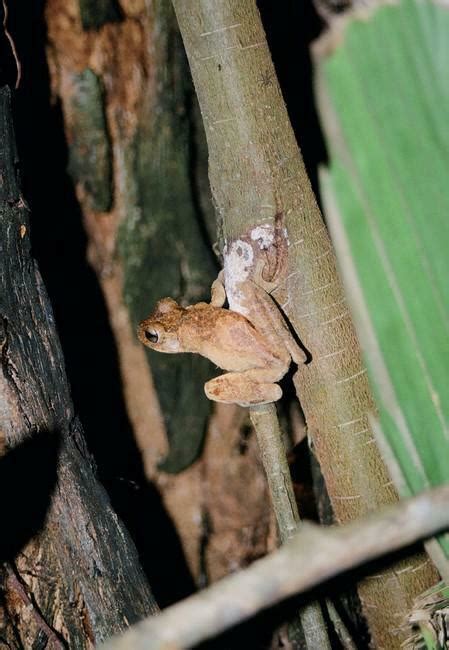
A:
[171,0,440,647]
[0,86,157,648]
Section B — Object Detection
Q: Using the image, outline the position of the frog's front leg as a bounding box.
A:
[204,367,283,406]
[210,270,226,308]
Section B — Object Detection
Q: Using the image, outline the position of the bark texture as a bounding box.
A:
[46,0,216,475]
[44,0,274,602]
[0,86,157,648]
[171,1,439,647]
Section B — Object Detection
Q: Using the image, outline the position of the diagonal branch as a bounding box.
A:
[100,485,449,650]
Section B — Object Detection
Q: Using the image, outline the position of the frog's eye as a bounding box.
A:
[145,329,159,344]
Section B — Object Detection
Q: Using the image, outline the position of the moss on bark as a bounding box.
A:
[118,6,217,473]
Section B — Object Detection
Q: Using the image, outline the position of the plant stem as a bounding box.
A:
[170,1,439,644]
[250,403,331,648]
[250,404,299,543]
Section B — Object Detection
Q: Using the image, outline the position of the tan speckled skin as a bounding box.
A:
[138,295,294,405]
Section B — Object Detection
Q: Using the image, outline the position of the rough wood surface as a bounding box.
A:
[170,1,439,646]
[0,86,157,649]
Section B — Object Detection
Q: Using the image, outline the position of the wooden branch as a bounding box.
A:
[172,1,330,643]
[101,485,449,650]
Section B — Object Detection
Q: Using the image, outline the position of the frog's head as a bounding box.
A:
[138,298,184,353]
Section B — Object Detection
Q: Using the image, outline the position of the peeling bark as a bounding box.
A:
[0,86,157,648]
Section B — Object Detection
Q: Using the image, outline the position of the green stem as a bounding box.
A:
[250,404,330,649]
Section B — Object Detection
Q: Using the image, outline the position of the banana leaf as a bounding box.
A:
[315,0,449,577]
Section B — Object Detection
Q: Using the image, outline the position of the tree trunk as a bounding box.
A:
[171,1,440,647]
[0,86,157,648]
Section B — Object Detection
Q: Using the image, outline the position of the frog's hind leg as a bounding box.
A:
[205,372,282,407]
[247,280,307,366]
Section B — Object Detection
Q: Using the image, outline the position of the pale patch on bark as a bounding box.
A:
[250,223,275,250]
[223,239,254,314]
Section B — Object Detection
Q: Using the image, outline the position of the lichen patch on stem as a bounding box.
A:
[223,239,254,314]
[250,223,275,250]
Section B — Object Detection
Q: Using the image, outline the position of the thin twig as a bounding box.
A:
[250,403,330,648]
[249,404,299,543]
[100,485,449,650]
[1,0,22,89]
[325,599,358,650]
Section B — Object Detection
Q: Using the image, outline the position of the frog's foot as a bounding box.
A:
[252,258,279,294]
[205,372,282,407]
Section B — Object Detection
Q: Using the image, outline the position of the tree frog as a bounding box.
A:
[138,272,306,407]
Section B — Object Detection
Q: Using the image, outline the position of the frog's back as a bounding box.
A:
[180,305,285,372]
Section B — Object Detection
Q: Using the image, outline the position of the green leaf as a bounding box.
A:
[316,0,449,574]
